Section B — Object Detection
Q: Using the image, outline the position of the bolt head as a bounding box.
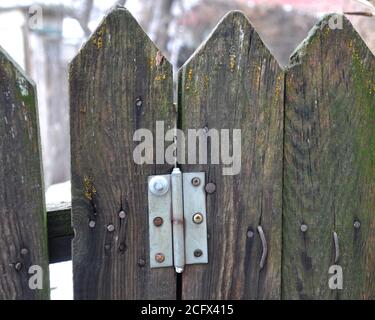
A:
[300,224,308,233]
[107,224,115,232]
[192,177,201,186]
[149,176,169,196]
[205,182,216,194]
[153,216,164,227]
[119,210,126,219]
[354,221,361,229]
[194,249,203,258]
[192,213,204,224]
[155,253,165,263]
[88,220,96,228]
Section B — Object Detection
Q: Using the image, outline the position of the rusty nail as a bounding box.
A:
[119,210,126,219]
[155,253,165,263]
[107,224,115,232]
[194,249,203,258]
[20,248,28,256]
[205,182,216,194]
[192,177,201,186]
[15,262,22,271]
[192,213,203,224]
[300,224,308,233]
[138,258,146,267]
[153,217,164,227]
[354,221,361,229]
[89,220,96,228]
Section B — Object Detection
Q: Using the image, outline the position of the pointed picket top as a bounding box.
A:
[179,10,284,299]
[181,10,280,71]
[0,45,49,299]
[283,14,375,299]
[70,6,172,73]
[290,13,375,66]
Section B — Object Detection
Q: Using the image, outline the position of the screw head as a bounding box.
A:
[149,176,169,196]
[119,210,126,219]
[300,224,308,233]
[107,224,115,232]
[192,213,204,224]
[192,177,201,186]
[20,248,29,256]
[205,182,216,194]
[194,249,203,258]
[155,253,165,263]
[88,220,96,228]
[153,216,164,227]
[354,220,361,229]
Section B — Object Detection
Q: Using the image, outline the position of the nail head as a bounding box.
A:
[300,224,308,233]
[20,248,28,256]
[119,210,126,219]
[205,182,216,194]
[138,258,146,267]
[89,220,96,228]
[15,262,22,271]
[107,224,115,232]
[354,221,361,229]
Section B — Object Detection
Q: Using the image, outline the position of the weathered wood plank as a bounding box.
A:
[70,7,176,299]
[283,14,375,299]
[47,202,73,264]
[179,11,284,299]
[0,46,49,299]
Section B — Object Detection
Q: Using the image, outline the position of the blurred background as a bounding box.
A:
[0,0,374,299]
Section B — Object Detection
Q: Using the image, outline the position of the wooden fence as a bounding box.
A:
[0,7,374,300]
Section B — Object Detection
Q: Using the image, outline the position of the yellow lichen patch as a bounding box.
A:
[229,54,236,72]
[155,74,167,81]
[185,68,193,90]
[273,73,283,109]
[203,75,209,89]
[149,56,155,71]
[92,24,106,49]
[84,176,97,201]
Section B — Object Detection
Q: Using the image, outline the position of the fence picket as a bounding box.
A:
[283,14,375,299]
[69,7,176,299]
[178,11,284,299]
[0,46,49,299]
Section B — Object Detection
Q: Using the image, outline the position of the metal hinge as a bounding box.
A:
[148,168,208,273]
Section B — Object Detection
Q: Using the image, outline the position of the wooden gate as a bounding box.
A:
[0,7,374,300]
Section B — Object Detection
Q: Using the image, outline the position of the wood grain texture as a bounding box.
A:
[283,15,375,299]
[70,7,176,299]
[0,46,49,299]
[179,11,284,299]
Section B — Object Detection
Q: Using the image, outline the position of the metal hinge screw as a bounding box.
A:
[191,177,201,186]
[155,253,165,263]
[192,212,204,224]
[194,249,203,258]
[153,216,164,227]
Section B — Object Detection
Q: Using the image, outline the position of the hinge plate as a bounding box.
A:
[148,171,208,271]
[148,175,173,268]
